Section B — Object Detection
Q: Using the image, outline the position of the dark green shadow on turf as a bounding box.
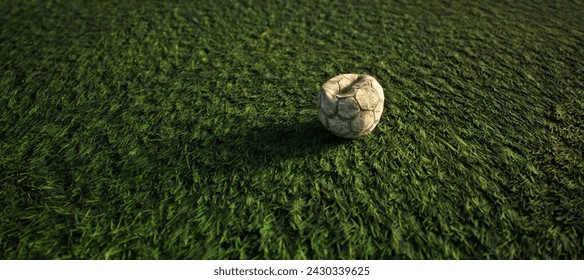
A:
[192,120,351,173]
[240,119,350,158]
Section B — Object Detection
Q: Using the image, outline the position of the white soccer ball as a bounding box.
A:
[317,74,384,139]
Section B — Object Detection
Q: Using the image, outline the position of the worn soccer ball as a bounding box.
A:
[317,74,384,139]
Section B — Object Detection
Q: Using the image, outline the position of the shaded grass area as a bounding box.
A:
[1,0,583,259]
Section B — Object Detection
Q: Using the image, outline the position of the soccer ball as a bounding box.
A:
[317,74,384,139]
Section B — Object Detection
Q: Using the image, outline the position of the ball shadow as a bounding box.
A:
[196,120,350,173]
[241,120,349,162]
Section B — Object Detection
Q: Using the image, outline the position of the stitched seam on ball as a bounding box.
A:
[338,75,366,95]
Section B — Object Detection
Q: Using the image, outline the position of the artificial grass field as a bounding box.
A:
[1,0,583,259]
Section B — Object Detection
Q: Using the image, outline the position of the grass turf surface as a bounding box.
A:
[1,0,583,259]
